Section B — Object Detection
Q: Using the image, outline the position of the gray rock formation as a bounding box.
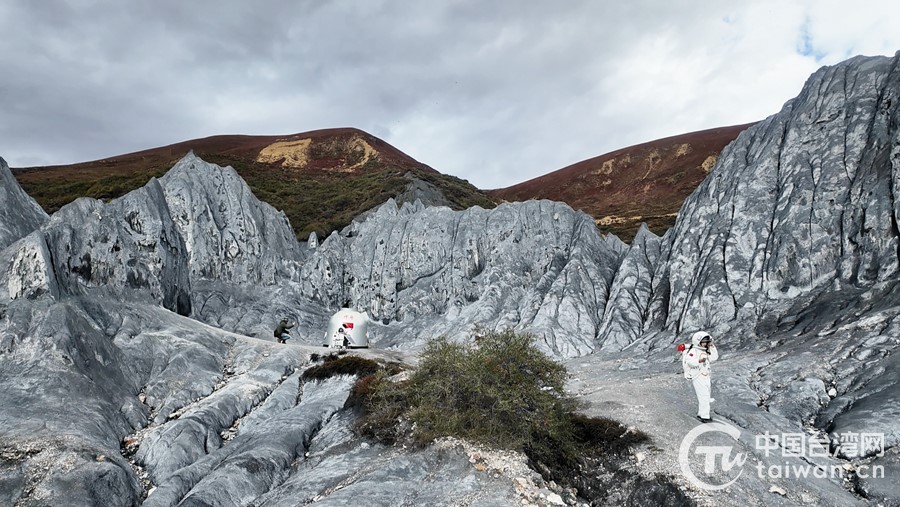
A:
[160,153,305,285]
[0,231,58,304]
[1,153,312,328]
[0,299,529,506]
[394,172,454,208]
[0,152,548,506]
[597,224,663,351]
[302,198,626,357]
[0,178,192,314]
[0,300,149,506]
[586,52,900,506]
[0,157,48,250]
[158,153,315,340]
[634,53,900,337]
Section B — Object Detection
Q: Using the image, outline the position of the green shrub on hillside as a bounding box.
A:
[354,329,648,462]
[409,332,573,448]
[348,370,412,444]
[17,151,497,242]
[414,170,497,210]
[200,153,410,240]
[18,168,169,213]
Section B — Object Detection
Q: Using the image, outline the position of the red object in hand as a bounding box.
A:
[677,343,686,352]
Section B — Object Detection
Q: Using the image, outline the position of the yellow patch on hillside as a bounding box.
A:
[592,154,630,176]
[597,215,642,226]
[596,212,678,226]
[675,143,692,157]
[256,139,312,168]
[255,135,380,171]
[701,155,718,173]
[597,159,615,175]
[641,149,661,179]
[325,135,380,172]
[349,136,380,171]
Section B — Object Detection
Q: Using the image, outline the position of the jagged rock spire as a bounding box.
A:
[0,156,48,250]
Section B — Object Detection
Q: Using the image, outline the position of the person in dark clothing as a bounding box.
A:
[274,318,295,344]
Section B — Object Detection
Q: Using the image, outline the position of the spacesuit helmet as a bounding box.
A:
[691,331,712,347]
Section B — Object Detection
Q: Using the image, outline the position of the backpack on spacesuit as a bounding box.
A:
[679,344,700,380]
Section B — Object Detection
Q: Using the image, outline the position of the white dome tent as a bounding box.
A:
[324,308,370,348]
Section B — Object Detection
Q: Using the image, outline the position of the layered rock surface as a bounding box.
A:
[588,52,900,506]
[0,173,191,313]
[160,154,306,285]
[301,198,627,358]
[0,301,529,506]
[639,53,900,336]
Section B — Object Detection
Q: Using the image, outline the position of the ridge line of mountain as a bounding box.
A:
[11,123,754,243]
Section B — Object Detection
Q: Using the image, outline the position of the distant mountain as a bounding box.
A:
[11,128,496,240]
[14,124,755,243]
[490,123,754,240]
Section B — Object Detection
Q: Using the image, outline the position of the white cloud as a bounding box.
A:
[0,0,898,189]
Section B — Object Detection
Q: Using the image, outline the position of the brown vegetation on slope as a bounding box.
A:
[12,128,495,240]
[14,123,753,243]
[490,123,754,240]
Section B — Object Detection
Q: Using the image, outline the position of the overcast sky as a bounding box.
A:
[1,1,898,189]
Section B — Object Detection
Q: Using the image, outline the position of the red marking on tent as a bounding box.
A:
[343,322,354,329]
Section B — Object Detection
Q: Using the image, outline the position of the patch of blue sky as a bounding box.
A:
[797,17,829,62]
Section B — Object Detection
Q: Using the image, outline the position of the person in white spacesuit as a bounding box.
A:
[682,331,718,423]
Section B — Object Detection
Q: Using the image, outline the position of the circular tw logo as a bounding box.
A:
[678,421,746,491]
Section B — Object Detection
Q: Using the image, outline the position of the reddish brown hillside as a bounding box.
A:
[490,123,754,240]
[12,128,493,239]
[14,127,431,195]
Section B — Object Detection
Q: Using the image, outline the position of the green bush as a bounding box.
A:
[354,329,648,459]
[347,330,651,503]
[351,371,413,444]
[407,332,573,449]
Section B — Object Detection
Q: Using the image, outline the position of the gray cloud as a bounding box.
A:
[1,0,898,188]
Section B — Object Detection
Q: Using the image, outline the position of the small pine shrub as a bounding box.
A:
[354,329,648,460]
[349,330,652,503]
[344,373,378,411]
[343,365,408,412]
[405,332,574,450]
